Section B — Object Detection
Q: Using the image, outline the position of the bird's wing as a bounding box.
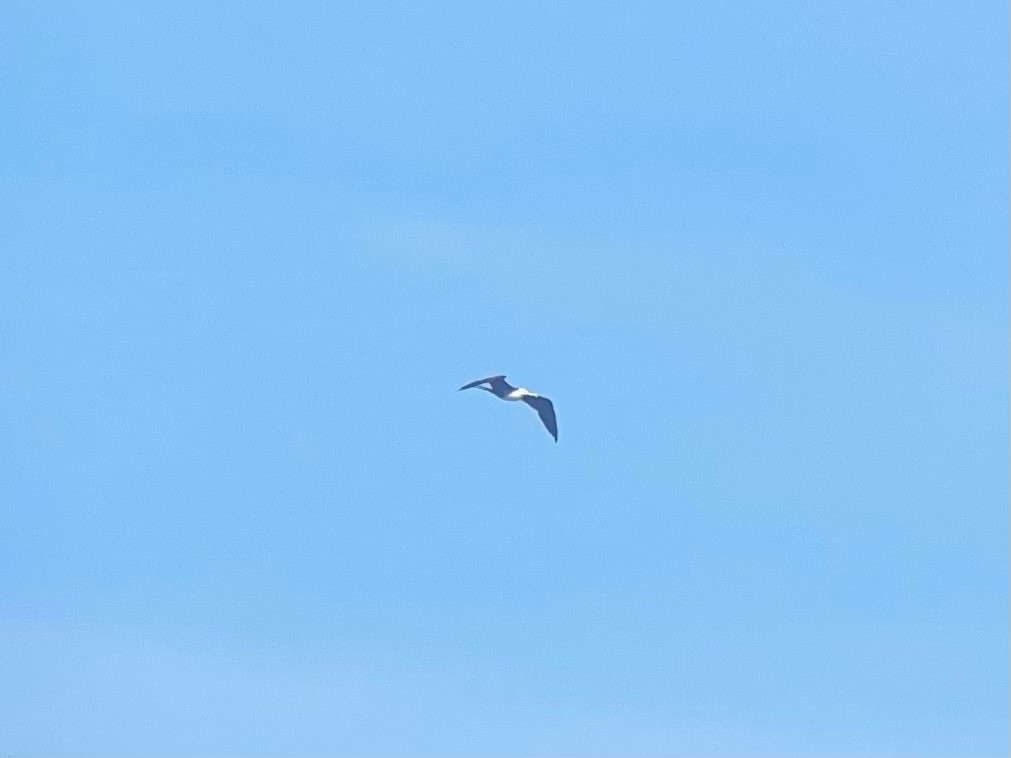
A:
[521,395,558,441]
[458,374,507,391]
[487,376,514,394]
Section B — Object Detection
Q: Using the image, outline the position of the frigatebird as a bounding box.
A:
[458,375,558,442]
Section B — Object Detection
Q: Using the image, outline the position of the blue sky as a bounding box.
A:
[1,1,1007,754]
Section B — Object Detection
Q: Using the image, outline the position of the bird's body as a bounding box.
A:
[458,375,558,441]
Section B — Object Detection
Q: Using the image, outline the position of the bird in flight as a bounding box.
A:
[458,375,558,442]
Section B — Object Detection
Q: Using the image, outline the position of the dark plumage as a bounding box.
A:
[520,394,558,441]
[458,375,513,395]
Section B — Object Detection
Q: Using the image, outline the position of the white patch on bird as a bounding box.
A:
[506,388,531,400]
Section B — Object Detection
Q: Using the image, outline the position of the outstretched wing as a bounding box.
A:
[521,395,558,441]
[458,374,508,392]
